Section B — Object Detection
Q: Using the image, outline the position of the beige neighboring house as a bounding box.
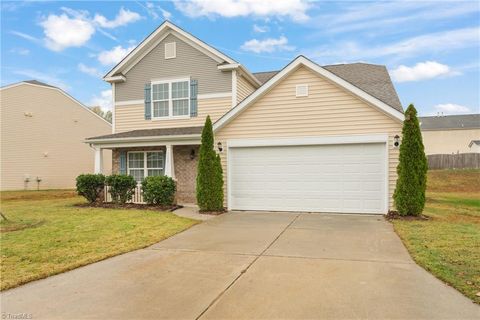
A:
[87,21,404,214]
[1,80,112,190]
[419,114,480,155]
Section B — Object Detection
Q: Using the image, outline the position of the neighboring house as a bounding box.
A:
[419,114,480,155]
[87,21,404,214]
[1,80,112,190]
[469,140,480,153]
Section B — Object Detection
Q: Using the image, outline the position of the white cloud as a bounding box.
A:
[308,27,480,62]
[39,7,142,51]
[241,36,295,53]
[10,30,40,43]
[94,7,141,29]
[10,48,30,55]
[174,0,310,22]
[390,61,458,83]
[140,2,172,20]
[88,89,112,111]
[40,10,95,51]
[310,1,479,35]
[433,103,471,115]
[97,45,135,65]
[78,63,103,78]
[253,24,269,33]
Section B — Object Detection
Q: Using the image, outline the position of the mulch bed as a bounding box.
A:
[385,210,430,221]
[199,209,226,216]
[74,202,182,212]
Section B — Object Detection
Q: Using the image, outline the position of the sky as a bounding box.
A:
[1,0,479,116]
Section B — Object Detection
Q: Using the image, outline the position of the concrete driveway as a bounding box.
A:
[2,212,479,319]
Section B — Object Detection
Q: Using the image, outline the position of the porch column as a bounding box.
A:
[164,144,175,179]
[94,148,103,174]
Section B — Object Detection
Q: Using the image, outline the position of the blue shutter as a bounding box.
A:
[144,83,152,120]
[190,79,198,117]
[119,151,127,175]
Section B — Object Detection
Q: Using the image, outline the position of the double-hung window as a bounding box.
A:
[151,78,190,119]
[127,151,164,183]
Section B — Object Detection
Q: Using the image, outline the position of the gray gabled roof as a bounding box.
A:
[23,80,57,88]
[419,114,480,130]
[469,140,480,147]
[253,63,403,113]
[87,126,203,141]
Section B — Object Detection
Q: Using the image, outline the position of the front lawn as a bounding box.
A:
[392,170,480,303]
[0,190,198,290]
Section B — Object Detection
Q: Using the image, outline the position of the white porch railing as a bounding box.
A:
[104,185,145,204]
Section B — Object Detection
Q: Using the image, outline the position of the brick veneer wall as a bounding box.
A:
[173,145,199,204]
[111,145,198,204]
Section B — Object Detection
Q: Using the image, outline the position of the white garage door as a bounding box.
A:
[229,143,386,214]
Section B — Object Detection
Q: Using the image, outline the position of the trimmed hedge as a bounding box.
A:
[105,174,137,204]
[76,174,105,203]
[141,176,176,206]
[394,104,428,216]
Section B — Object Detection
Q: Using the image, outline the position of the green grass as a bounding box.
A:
[392,169,480,303]
[0,190,199,290]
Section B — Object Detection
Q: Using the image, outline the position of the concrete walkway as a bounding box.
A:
[2,212,479,319]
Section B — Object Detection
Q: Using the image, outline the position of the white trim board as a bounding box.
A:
[214,56,404,132]
[1,82,112,126]
[227,134,389,148]
[115,92,232,106]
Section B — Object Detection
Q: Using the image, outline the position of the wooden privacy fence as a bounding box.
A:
[104,185,145,203]
[427,153,480,170]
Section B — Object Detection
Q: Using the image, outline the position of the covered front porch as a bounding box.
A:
[86,127,202,204]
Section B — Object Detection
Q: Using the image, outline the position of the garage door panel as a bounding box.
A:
[230,143,386,214]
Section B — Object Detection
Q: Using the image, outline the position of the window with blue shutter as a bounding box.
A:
[119,151,127,175]
[190,79,198,117]
[144,83,152,120]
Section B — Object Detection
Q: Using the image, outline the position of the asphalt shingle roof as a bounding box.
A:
[419,114,480,130]
[87,126,203,140]
[253,63,403,113]
[23,80,57,88]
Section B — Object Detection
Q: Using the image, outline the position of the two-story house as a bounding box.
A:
[87,21,404,214]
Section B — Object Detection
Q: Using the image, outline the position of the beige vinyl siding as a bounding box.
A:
[215,66,402,210]
[237,74,256,103]
[421,129,480,155]
[1,84,112,190]
[115,33,232,101]
[115,97,231,133]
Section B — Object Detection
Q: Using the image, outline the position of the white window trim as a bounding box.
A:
[127,150,165,182]
[151,78,190,120]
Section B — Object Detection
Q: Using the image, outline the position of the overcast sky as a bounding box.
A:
[1,0,479,116]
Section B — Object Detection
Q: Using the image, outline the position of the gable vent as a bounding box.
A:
[165,42,176,59]
[296,84,309,97]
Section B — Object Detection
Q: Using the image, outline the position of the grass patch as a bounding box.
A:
[392,169,480,303]
[0,191,199,291]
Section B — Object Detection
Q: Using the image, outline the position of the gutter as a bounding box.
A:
[84,133,201,145]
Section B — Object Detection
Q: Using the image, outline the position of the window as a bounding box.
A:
[128,151,164,182]
[165,42,176,59]
[151,79,190,119]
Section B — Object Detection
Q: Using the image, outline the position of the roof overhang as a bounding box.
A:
[104,75,126,83]
[104,21,237,83]
[85,134,201,149]
[218,63,261,88]
[213,56,405,132]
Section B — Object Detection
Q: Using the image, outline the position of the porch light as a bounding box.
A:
[190,148,196,160]
[217,142,223,152]
[393,135,400,148]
